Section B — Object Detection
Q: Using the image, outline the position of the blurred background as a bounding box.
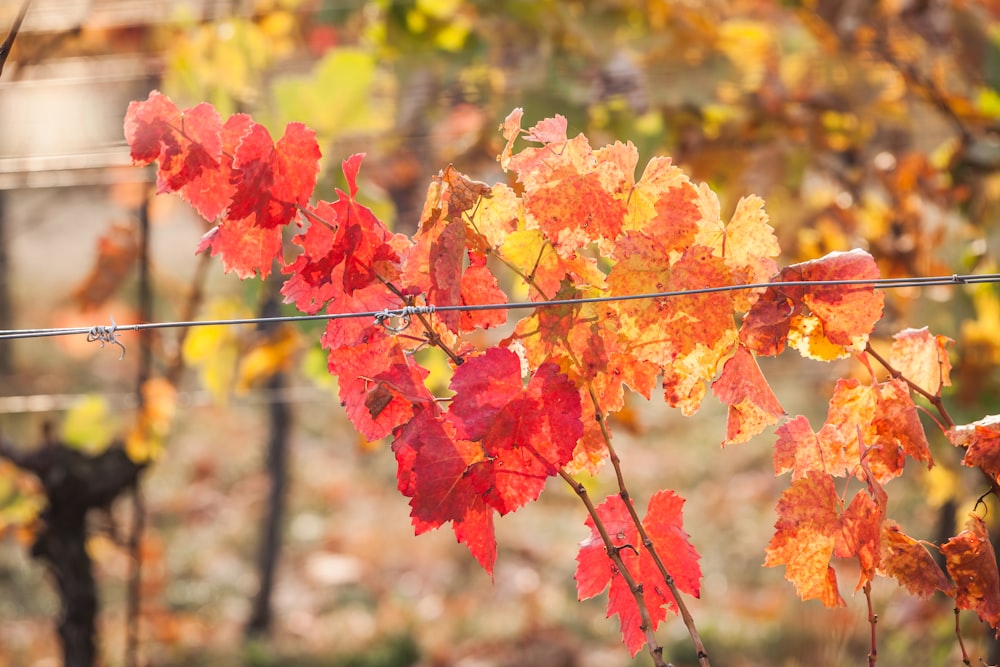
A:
[2,1,1000,666]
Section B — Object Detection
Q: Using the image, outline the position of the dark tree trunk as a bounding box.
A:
[245,281,292,638]
[0,440,145,667]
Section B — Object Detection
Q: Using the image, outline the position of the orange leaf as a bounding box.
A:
[741,249,884,359]
[947,415,1000,482]
[764,472,846,608]
[889,327,953,396]
[712,344,785,445]
[880,521,955,598]
[942,515,1000,632]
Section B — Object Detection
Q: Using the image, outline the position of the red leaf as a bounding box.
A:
[942,515,1000,632]
[526,114,568,144]
[400,350,582,574]
[610,241,737,413]
[227,121,321,229]
[403,217,466,331]
[124,91,221,193]
[448,348,583,514]
[836,490,883,590]
[819,378,933,483]
[327,331,434,441]
[741,249,884,359]
[459,251,507,331]
[187,114,253,221]
[197,215,284,279]
[575,491,701,656]
[526,167,626,254]
[315,155,400,296]
[124,91,247,222]
[629,157,700,252]
[194,118,321,278]
[712,344,785,445]
[280,204,342,313]
[392,411,498,574]
[773,415,844,479]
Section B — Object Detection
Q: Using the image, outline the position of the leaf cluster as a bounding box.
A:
[124,91,1000,663]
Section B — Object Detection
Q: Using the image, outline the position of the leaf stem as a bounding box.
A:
[865,342,1000,501]
[297,203,337,230]
[864,581,877,667]
[557,469,669,667]
[864,342,954,429]
[955,607,972,666]
[587,385,712,667]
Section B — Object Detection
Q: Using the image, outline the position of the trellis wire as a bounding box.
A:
[1,273,998,352]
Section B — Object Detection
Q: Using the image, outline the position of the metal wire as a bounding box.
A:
[0,272,997,353]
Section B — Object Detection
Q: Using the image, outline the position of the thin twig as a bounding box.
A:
[0,0,30,78]
[588,386,712,667]
[864,342,954,428]
[558,469,669,667]
[864,581,877,667]
[865,342,1000,503]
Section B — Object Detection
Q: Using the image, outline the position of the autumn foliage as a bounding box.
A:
[124,91,1000,663]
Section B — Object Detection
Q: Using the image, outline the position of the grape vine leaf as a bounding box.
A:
[196,120,320,278]
[403,168,507,332]
[522,141,628,256]
[889,327,953,396]
[942,515,1000,632]
[712,343,785,445]
[835,467,886,591]
[392,409,498,573]
[327,331,436,441]
[946,415,1000,482]
[774,378,932,483]
[395,348,583,574]
[576,491,701,656]
[624,156,699,249]
[741,249,884,360]
[282,154,401,305]
[459,251,508,331]
[764,472,846,608]
[695,194,780,312]
[124,91,225,216]
[225,120,321,230]
[609,242,737,414]
[773,415,839,480]
[880,521,955,598]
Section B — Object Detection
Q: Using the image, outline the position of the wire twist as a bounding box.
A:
[373,305,437,333]
[87,316,126,360]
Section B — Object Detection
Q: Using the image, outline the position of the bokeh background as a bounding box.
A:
[2,1,1000,666]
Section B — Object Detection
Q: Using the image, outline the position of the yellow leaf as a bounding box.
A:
[417,0,461,19]
[235,325,301,393]
[787,314,855,361]
[62,395,118,454]
[183,299,251,403]
[434,18,470,52]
